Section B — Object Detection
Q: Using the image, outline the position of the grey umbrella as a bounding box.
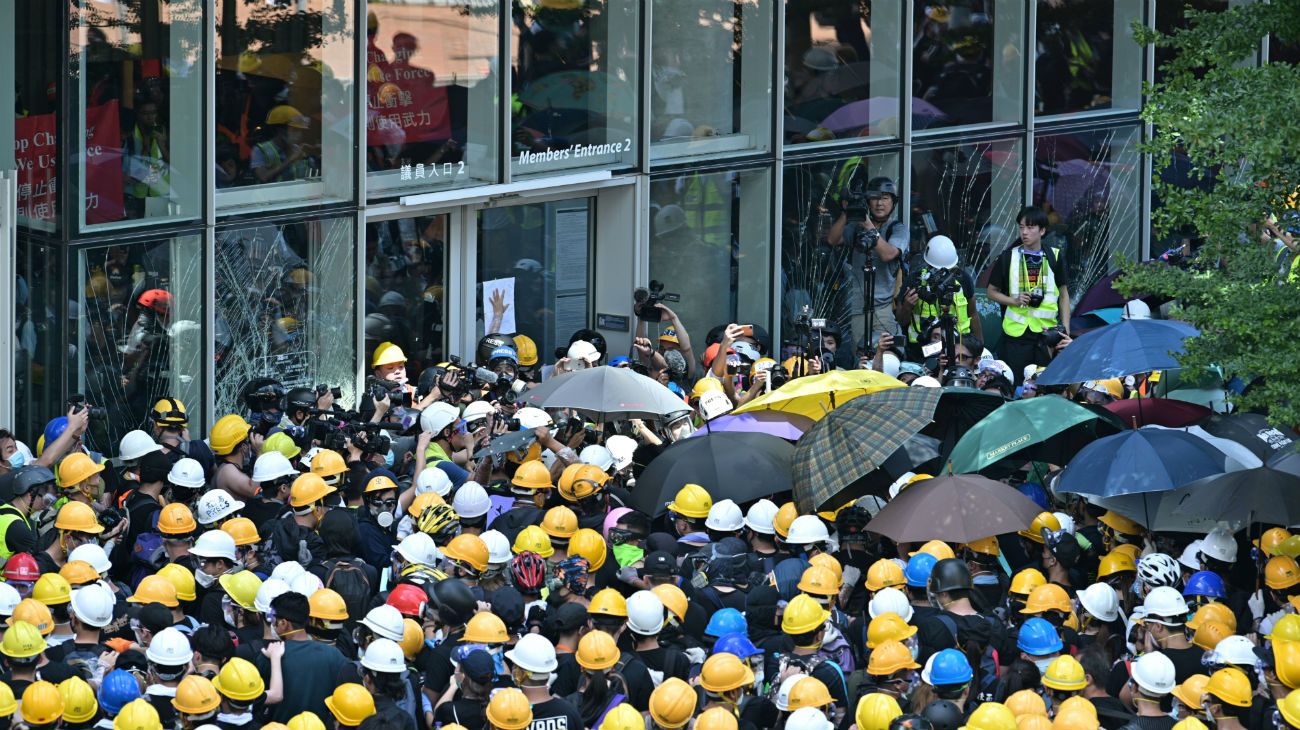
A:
[518,366,690,421]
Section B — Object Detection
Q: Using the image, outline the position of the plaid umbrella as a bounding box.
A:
[793,387,942,512]
[865,475,1043,544]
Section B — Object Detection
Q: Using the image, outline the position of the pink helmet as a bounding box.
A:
[603,507,633,540]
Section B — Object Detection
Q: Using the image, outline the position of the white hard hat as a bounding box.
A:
[0,583,20,616]
[1212,635,1258,667]
[480,530,512,566]
[579,445,615,473]
[567,340,600,365]
[1052,512,1076,535]
[705,499,745,532]
[269,561,305,584]
[70,584,115,628]
[68,544,112,575]
[462,401,495,423]
[505,633,559,674]
[1078,583,1120,623]
[361,605,406,642]
[167,458,207,489]
[605,435,638,472]
[146,627,193,666]
[625,590,666,636]
[868,587,914,623]
[288,572,323,597]
[119,430,163,462]
[452,481,491,519]
[924,235,959,269]
[299,447,323,469]
[1201,524,1238,563]
[1130,651,1176,695]
[1178,539,1205,572]
[1122,299,1152,320]
[785,515,830,546]
[359,638,406,673]
[514,408,552,430]
[419,402,460,435]
[415,468,452,497]
[775,674,809,712]
[252,452,297,484]
[189,530,238,562]
[911,376,942,388]
[888,472,918,500]
[195,490,244,526]
[394,532,440,567]
[787,706,835,730]
[253,578,291,614]
[880,352,901,378]
[1141,586,1189,625]
[744,499,779,535]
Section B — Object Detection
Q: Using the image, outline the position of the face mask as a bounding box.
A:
[194,568,217,589]
[612,543,645,569]
[545,576,563,594]
[1034,657,1054,674]
[8,451,26,469]
[906,635,920,660]
[751,664,765,690]
[383,450,395,469]
[223,603,239,628]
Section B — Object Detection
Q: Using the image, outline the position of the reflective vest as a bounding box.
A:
[909,285,971,343]
[1002,246,1060,337]
[255,140,310,183]
[0,506,32,561]
[125,126,168,199]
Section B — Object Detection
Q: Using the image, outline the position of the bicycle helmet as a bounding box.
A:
[1137,553,1181,590]
[511,551,547,593]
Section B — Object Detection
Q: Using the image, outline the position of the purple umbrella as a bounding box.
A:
[1075,269,1171,315]
[689,411,814,441]
[819,97,948,134]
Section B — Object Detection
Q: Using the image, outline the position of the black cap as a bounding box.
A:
[489,587,525,632]
[548,602,587,633]
[639,551,678,578]
[139,451,172,484]
[116,649,149,673]
[458,649,495,684]
[137,603,174,633]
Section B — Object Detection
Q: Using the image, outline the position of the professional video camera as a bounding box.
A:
[633,280,680,322]
[315,412,403,456]
[366,375,413,409]
[841,176,898,253]
[473,367,526,406]
[915,266,962,305]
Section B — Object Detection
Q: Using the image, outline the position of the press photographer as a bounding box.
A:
[896,234,982,362]
[827,174,908,347]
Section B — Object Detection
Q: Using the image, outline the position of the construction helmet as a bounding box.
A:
[126,574,179,609]
[1021,583,1072,614]
[399,619,424,660]
[57,453,104,489]
[1275,640,1300,690]
[68,583,115,629]
[782,594,831,635]
[557,463,610,502]
[665,484,712,519]
[1280,689,1300,730]
[809,553,843,585]
[1172,674,1211,711]
[576,630,620,671]
[289,712,327,730]
[1268,557,1300,590]
[856,693,903,730]
[590,587,629,619]
[310,449,347,480]
[964,536,1000,557]
[221,517,261,547]
[1206,667,1252,708]
[1005,689,1048,717]
[54,501,104,535]
[774,502,799,538]
[1077,583,1120,623]
[788,676,834,711]
[262,432,302,461]
[512,525,554,559]
[541,506,579,540]
[58,676,97,724]
[1187,602,1237,632]
[21,681,62,725]
[385,584,428,619]
[1041,655,1088,691]
[1018,512,1061,543]
[513,335,539,367]
[911,540,956,560]
[1097,551,1137,578]
[210,415,252,456]
[157,563,198,602]
[511,461,553,490]
[464,611,509,644]
[290,473,336,507]
[787,515,832,546]
[308,588,349,622]
[1131,652,1177,696]
[10,599,54,635]
[963,702,1017,730]
[1017,618,1063,656]
[700,652,755,693]
[113,698,162,730]
[798,565,840,598]
[59,560,99,588]
[407,492,445,518]
[651,584,688,622]
[649,677,696,729]
[361,605,407,643]
[172,674,221,715]
[371,342,407,368]
[867,640,920,676]
[869,588,914,624]
[324,684,375,727]
[867,612,917,649]
[158,504,198,536]
[3,553,40,583]
[1099,511,1144,536]
[485,688,532,730]
[213,657,266,702]
[569,529,607,571]
[443,533,490,573]
[1271,615,1300,643]
[696,707,740,730]
[598,703,642,730]
[1192,620,1232,651]
[1,620,46,658]
[32,574,71,607]
[866,559,907,591]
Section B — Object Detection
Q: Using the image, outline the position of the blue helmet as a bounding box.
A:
[99,669,142,715]
[1017,617,1063,656]
[43,417,69,448]
[904,553,939,588]
[1183,570,1226,599]
[926,648,973,686]
[489,346,519,364]
[1016,482,1049,511]
[705,608,747,638]
[713,631,761,659]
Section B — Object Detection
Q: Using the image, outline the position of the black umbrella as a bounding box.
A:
[1196,413,1296,462]
[920,387,1006,459]
[630,432,795,517]
[472,429,536,460]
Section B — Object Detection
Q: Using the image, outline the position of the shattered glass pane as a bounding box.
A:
[14,237,66,446]
[364,215,447,384]
[215,217,356,417]
[76,235,204,448]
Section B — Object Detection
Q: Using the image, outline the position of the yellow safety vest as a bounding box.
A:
[0,506,32,561]
[1002,247,1060,337]
[909,287,971,343]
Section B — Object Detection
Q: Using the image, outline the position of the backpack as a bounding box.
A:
[769,652,847,705]
[130,533,168,589]
[936,614,1001,704]
[323,558,373,621]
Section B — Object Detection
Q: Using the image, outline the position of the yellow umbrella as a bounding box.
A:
[732,369,906,421]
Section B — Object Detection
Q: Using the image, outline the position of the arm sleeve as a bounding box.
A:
[1049,247,1070,289]
[987,251,1010,292]
[4,520,37,556]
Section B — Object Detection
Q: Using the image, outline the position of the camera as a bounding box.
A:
[1041,326,1068,351]
[67,394,107,420]
[916,266,962,305]
[98,506,127,532]
[366,376,412,408]
[1026,287,1045,308]
[633,280,680,322]
[315,384,342,400]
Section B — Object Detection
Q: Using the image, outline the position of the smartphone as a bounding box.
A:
[739,325,753,337]
[921,341,943,358]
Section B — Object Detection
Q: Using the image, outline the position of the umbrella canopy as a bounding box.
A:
[687,411,814,441]
[732,369,905,421]
[948,396,1124,474]
[1165,387,1232,414]
[518,366,689,421]
[1195,414,1296,462]
[819,96,949,133]
[630,433,795,517]
[792,388,942,512]
[1270,446,1300,478]
[920,387,1006,458]
[865,475,1044,544]
[1104,398,1211,428]
[1073,269,1167,315]
[1103,467,1300,532]
[1036,319,1199,386]
[1056,428,1228,498]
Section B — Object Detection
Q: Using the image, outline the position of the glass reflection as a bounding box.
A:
[912,1,1022,129]
[365,215,448,382]
[1036,0,1143,115]
[14,237,65,445]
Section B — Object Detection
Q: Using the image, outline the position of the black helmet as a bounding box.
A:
[431,578,478,626]
[477,333,513,364]
[12,466,55,496]
[835,506,871,538]
[569,329,607,359]
[866,176,898,199]
[944,366,976,389]
[921,701,964,730]
[889,715,934,730]
[928,558,972,595]
[241,377,286,413]
[285,387,315,413]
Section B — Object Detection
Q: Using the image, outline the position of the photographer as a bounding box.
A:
[986,207,1073,384]
[633,293,695,381]
[827,175,908,346]
[896,235,983,361]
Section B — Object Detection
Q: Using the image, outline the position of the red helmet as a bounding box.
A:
[4,553,40,583]
[511,551,546,593]
[386,583,428,618]
[137,289,173,314]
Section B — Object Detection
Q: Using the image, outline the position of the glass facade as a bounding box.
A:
[912,137,1024,276]
[912,1,1024,130]
[13,236,65,444]
[1035,0,1144,116]
[364,214,449,379]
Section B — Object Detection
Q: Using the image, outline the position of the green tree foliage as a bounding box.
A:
[1124,0,1300,425]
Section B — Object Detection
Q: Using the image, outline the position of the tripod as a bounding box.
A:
[937,299,958,381]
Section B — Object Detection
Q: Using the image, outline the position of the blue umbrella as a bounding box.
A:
[1055,427,1227,498]
[1036,319,1199,386]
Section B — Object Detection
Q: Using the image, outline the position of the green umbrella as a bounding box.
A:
[793,387,942,512]
[948,396,1125,474]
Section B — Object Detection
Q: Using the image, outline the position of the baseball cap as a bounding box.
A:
[139,451,173,484]
[548,603,588,634]
[639,551,678,578]
[458,649,495,684]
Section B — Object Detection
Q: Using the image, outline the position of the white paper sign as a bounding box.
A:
[482,277,517,334]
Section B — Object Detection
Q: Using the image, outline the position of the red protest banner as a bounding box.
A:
[14,113,57,224]
[85,100,125,224]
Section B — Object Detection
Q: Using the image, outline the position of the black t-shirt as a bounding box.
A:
[530,697,584,730]
[424,629,465,694]
[551,651,581,698]
[618,653,655,711]
[636,646,691,683]
[987,246,1071,315]
[1164,645,1208,684]
[912,605,957,664]
[433,698,483,729]
[1091,695,1136,730]
[488,505,544,545]
[239,497,283,533]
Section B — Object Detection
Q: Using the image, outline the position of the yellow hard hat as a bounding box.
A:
[33,574,71,607]
[1021,583,1073,614]
[866,559,906,591]
[399,619,423,660]
[310,449,347,480]
[150,398,189,427]
[58,676,97,724]
[10,599,54,635]
[774,502,799,538]
[55,501,104,534]
[58,560,99,588]
[21,680,63,726]
[1050,710,1099,730]
[288,712,327,730]
[1275,640,1300,690]
[0,680,16,717]
[782,594,831,635]
[1113,543,1142,562]
[1020,715,1054,730]
[576,630,620,670]
[276,317,300,334]
[214,657,266,702]
[541,506,579,540]
[1018,512,1061,543]
[598,703,642,730]
[867,640,921,675]
[217,571,262,612]
[443,534,490,573]
[1206,667,1252,707]
[1279,688,1300,729]
[308,588,349,622]
[589,588,628,618]
[265,105,310,130]
[696,707,739,730]
[1099,510,1144,536]
[464,611,509,644]
[371,342,407,368]
[649,677,695,729]
[57,453,104,489]
[1097,550,1137,578]
[157,563,198,602]
[691,378,725,400]
[808,553,843,585]
[114,698,162,730]
[1268,556,1300,590]
[651,584,688,622]
[1270,615,1300,643]
[511,461,553,490]
[363,474,399,494]
[910,540,956,560]
[127,575,179,608]
[1005,688,1048,717]
[290,473,336,507]
[856,692,903,730]
[511,526,554,559]
[557,463,610,502]
[159,503,198,535]
[1009,568,1047,597]
[700,652,755,693]
[866,612,917,649]
[1257,527,1293,557]
[963,702,1018,730]
[964,536,1000,557]
[1192,619,1232,651]
[1041,655,1088,691]
[513,335,539,367]
[569,529,607,571]
[1187,602,1236,632]
[262,431,302,460]
[485,688,532,730]
[797,565,840,598]
[407,492,445,517]
[221,517,261,547]
[324,684,375,727]
[172,674,221,715]
[1172,674,1210,711]
[666,483,712,519]
[789,676,834,711]
[0,620,47,657]
[210,415,252,456]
